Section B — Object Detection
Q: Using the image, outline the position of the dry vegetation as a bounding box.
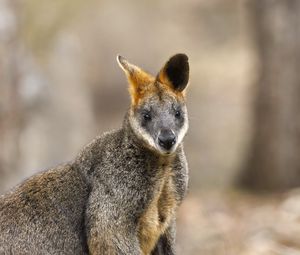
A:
[177,189,300,255]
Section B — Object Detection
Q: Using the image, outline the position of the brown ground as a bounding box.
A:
[177,189,300,255]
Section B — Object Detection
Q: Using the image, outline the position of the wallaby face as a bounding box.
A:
[117,54,189,155]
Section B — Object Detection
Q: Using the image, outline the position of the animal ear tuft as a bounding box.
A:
[117,55,154,106]
[117,55,139,75]
[157,53,189,92]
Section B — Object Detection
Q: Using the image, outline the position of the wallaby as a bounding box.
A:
[0,53,190,255]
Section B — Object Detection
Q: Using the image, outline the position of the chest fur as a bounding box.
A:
[137,171,177,255]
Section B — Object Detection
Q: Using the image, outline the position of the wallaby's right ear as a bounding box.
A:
[117,55,139,75]
[117,55,154,106]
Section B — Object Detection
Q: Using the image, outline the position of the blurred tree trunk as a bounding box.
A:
[0,0,22,191]
[240,0,300,191]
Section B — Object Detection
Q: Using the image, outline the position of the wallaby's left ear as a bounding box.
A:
[157,53,189,92]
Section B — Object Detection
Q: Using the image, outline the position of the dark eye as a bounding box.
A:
[143,113,151,121]
[175,110,181,119]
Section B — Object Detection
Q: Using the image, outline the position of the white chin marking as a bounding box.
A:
[129,117,157,150]
[129,113,189,154]
[177,118,189,145]
[157,147,176,155]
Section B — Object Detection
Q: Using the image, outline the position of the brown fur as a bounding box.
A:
[137,158,177,255]
[128,70,155,106]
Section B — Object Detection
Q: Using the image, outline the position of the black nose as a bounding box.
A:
[158,129,176,151]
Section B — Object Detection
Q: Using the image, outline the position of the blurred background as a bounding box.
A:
[1,0,300,254]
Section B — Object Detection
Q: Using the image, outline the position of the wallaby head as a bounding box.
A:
[117,54,189,155]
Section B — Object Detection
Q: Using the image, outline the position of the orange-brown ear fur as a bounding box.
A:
[117,55,154,106]
[127,71,155,106]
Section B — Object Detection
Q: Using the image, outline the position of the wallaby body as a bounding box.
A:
[0,54,190,255]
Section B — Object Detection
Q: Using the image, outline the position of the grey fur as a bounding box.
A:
[0,54,189,255]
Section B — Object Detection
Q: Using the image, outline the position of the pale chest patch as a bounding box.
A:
[137,169,177,255]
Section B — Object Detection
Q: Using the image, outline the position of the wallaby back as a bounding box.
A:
[0,164,90,254]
